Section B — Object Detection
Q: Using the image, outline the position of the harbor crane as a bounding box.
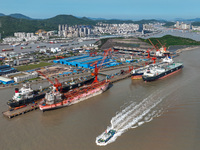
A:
[157,39,167,52]
[90,48,112,83]
[36,71,62,92]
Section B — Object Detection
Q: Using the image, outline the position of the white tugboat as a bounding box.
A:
[96,128,117,145]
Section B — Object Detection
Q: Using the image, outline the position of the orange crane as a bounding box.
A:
[151,57,157,64]
[148,38,158,51]
[157,39,167,51]
[56,56,65,59]
[129,66,134,72]
[36,71,62,92]
[89,51,97,57]
[90,48,112,83]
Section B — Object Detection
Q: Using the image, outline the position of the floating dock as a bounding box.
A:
[2,102,39,119]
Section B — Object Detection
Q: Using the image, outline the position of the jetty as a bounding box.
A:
[2,102,40,119]
[110,73,131,83]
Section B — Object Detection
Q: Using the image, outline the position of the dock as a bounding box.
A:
[110,73,131,83]
[2,102,39,119]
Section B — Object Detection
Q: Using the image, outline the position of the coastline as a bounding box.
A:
[176,46,200,53]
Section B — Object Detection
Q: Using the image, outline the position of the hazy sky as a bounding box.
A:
[0,0,199,20]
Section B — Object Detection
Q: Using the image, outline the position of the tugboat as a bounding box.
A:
[97,129,116,144]
[7,84,46,108]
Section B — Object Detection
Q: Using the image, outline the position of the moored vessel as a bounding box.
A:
[2,48,14,52]
[39,80,110,111]
[7,76,94,108]
[131,66,149,80]
[142,60,183,82]
[21,46,32,49]
[7,84,46,108]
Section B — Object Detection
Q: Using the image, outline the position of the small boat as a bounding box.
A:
[11,43,20,47]
[21,46,32,49]
[2,48,14,52]
[97,129,116,144]
[60,44,69,47]
[21,42,28,46]
[37,45,46,48]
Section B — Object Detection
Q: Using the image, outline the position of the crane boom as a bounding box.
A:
[90,48,112,83]
[156,39,163,47]
[37,70,62,91]
[148,38,157,51]
[36,70,54,85]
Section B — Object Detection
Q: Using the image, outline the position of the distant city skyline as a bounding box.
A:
[0,0,200,20]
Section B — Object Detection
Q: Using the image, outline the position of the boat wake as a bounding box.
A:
[96,89,168,146]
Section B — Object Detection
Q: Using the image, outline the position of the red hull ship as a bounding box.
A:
[2,48,14,52]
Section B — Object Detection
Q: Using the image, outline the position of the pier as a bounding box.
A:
[2,102,40,119]
[110,73,131,83]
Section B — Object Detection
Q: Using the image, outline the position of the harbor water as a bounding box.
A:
[0,49,200,150]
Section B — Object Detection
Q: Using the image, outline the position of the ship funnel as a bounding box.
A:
[15,88,19,93]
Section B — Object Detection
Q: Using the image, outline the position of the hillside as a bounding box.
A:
[9,13,32,20]
[0,15,96,38]
[163,22,175,27]
[0,14,176,38]
[97,19,167,24]
[0,13,5,16]
[139,35,200,48]
[191,22,200,26]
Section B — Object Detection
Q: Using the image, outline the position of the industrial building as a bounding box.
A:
[0,65,18,76]
[0,76,14,84]
[53,55,119,69]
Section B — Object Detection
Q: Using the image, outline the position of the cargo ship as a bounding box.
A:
[60,44,69,47]
[2,48,14,52]
[96,129,116,145]
[7,84,47,108]
[21,46,32,49]
[131,56,174,80]
[37,45,46,48]
[7,76,94,108]
[142,61,183,82]
[39,80,110,111]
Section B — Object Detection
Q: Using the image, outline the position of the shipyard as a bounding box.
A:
[1,2,200,149]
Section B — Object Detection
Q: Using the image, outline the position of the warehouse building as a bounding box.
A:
[0,65,18,76]
[53,55,112,69]
[0,76,14,84]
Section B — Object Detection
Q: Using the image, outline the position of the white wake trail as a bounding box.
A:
[96,89,166,146]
